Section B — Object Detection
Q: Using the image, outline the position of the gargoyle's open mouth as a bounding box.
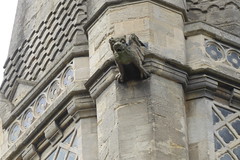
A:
[116,48,122,52]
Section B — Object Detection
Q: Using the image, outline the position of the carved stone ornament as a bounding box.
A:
[109,34,150,83]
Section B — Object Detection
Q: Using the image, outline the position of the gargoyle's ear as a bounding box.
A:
[109,37,114,44]
[110,37,114,41]
[123,35,126,39]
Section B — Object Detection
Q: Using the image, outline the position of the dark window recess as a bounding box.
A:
[214,137,222,151]
[233,146,240,160]
[232,119,240,135]
[220,154,233,160]
[217,107,235,118]
[218,127,235,144]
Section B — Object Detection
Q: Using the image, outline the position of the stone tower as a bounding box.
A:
[0,0,240,159]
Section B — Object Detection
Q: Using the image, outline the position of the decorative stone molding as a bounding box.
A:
[22,144,39,160]
[1,0,87,99]
[186,75,218,100]
[184,22,240,48]
[7,62,75,145]
[229,88,240,110]
[44,121,63,145]
[205,40,240,70]
[67,98,95,122]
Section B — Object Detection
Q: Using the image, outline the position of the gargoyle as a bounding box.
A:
[109,34,150,83]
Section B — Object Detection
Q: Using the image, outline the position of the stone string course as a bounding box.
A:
[0,0,87,99]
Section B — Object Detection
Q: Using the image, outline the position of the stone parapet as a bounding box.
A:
[187,0,240,36]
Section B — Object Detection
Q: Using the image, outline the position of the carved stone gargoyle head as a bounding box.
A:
[109,34,150,83]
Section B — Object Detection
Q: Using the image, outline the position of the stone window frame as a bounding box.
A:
[42,123,80,160]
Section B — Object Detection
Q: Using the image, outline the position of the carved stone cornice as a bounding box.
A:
[44,121,63,145]
[184,22,240,48]
[229,88,240,110]
[67,97,95,122]
[185,75,218,100]
[22,144,39,160]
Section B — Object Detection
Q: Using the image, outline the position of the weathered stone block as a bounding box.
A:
[95,75,188,160]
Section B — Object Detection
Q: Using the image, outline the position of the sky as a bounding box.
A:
[0,1,18,83]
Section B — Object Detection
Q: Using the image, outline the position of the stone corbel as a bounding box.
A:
[22,144,39,160]
[186,75,218,100]
[67,97,96,122]
[229,88,240,109]
[44,121,63,146]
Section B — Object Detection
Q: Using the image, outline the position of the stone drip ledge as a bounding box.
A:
[184,22,240,48]
[3,45,89,129]
[1,93,95,160]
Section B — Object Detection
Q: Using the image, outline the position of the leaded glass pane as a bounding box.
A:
[220,154,233,160]
[62,132,74,145]
[232,119,240,135]
[22,109,34,128]
[227,51,240,69]
[9,123,21,143]
[72,135,79,148]
[214,137,222,151]
[67,152,76,160]
[233,146,240,160]
[35,95,48,115]
[56,148,67,160]
[63,68,74,86]
[205,42,224,61]
[213,111,221,125]
[218,127,235,144]
[217,107,235,118]
[46,149,56,160]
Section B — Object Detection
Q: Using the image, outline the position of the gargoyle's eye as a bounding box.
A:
[121,39,126,43]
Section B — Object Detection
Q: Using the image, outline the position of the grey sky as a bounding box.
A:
[0,1,18,83]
